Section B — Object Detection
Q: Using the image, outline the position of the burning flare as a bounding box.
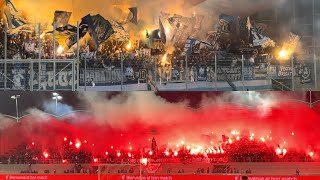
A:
[57,46,64,55]
[126,41,132,50]
[278,49,290,60]
[161,54,168,64]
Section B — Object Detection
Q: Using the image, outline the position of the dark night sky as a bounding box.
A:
[0,91,318,117]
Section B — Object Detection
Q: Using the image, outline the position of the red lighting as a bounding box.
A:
[111,146,114,149]
[117,152,121,157]
[309,152,314,157]
[43,152,49,159]
[174,151,178,156]
[92,144,95,147]
[64,137,67,141]
[128,153,132,157]
[140,158,148,165]
[31,142,35,146]
[75,139,81,149]
[164,151,170,156]
[84,140,87,143]
[93,158,98,163]
[69,141,73,145]
[276,148,282,155]
[75,142,81,149]
[105,152,109,156]
[149,151,153,156]
[282,148,287,155]
[62,159,67,163]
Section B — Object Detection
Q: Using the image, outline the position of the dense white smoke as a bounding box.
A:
[42,101,74,117]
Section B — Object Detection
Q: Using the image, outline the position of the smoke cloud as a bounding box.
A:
[0,91,319,158]
[10,0,289,31]
[42,101,74,117]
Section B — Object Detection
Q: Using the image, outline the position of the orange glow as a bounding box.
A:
[126,41,132,50]
[57,46,64,55]
[161,54,168,64]
[278,49,290,60]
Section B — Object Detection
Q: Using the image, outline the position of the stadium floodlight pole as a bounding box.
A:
[11,95,20,123]
[52,93,62,114]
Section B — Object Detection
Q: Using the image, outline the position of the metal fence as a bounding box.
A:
[0,21,319,91]
[0,59,78,91]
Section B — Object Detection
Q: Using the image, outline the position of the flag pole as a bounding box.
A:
[4,23,7,90]
[84,54,87,91]
[76,21,80,91]
[4,22,7,59]
[242,55,245,91]
[154,56,157,90]
[35,23,41,91]
[38,23,41,59]
[314,54,317,90]
[121,52,124,91]
[53,22,56,59]
[185,55,188,91]
[53,22,56,90]
[37,23,41,90]
[291,55,294,91]
[215,53,217,91]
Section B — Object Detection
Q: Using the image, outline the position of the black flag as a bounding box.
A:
[52,11,72,28]
[128,7,138,25]
[82,14,114,49]
[159,19,166,44]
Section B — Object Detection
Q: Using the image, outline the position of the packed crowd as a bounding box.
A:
[0,136,314,166]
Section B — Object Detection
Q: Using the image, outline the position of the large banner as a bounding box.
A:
[217,66,242,81]
[79,67,147,86]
